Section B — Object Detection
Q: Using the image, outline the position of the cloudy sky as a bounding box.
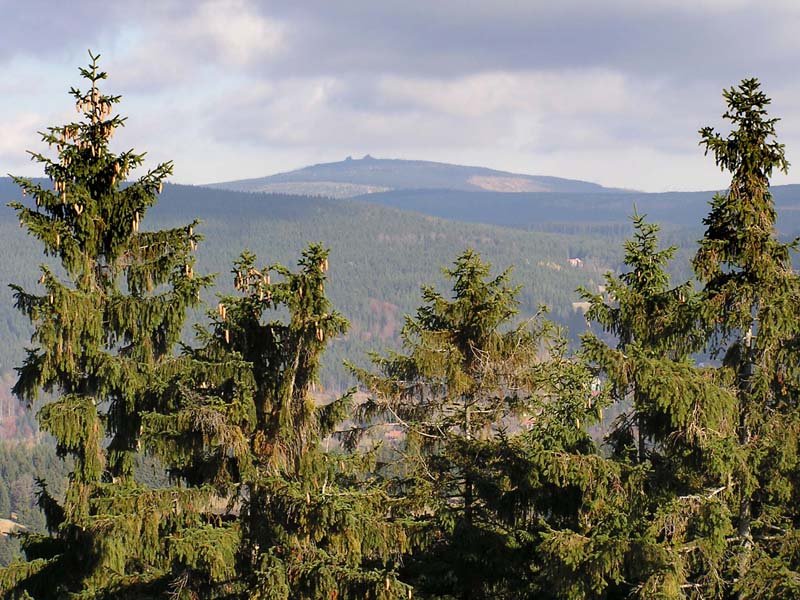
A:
[1,0,799,191]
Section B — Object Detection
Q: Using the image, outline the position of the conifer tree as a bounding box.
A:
[428,223,688,600]
[352,249,610,599]
[571,80,800,599]
[692,79,800,597]
[143,245,412,599]
[576,214,737,598]
[0,53,212,598]
[582,212,698,460]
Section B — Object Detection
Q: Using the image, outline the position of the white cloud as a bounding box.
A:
[108,0,286,90]
[2,0,799,191]
[0,112,45,174]
[193,63,800,192]
[190,0,285,66]
[377,70,632,118]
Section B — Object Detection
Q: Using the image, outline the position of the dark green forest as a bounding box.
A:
[1,58,800,599]
[0,178,707,389]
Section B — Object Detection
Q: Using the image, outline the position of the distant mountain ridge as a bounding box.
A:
[206,155,627,197]
[204,154,800,236]
[349,185,800,236]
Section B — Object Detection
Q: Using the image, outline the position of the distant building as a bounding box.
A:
[568,257,584,268]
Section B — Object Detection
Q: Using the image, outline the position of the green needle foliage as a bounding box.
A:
[574,79,800,599]
[143,245,412,599]
[693,79,800,597]
[352,250,613,599]
[0,53,211,598]
[582,212,701,458]
[578,212,734,598]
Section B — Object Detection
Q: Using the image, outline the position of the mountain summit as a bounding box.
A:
[206,156,624,198]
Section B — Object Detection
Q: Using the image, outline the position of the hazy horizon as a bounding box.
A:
[2,0,800,192]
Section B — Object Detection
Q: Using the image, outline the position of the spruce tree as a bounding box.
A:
[692,78,800,597]
[427,220,690,600]
[576,213,734,598]
[0,53,212,598]
[143,245,412,599]
[352,249,608,599]
[584,213,697,440]
[569,80,800,599]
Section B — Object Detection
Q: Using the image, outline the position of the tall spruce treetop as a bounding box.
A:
[9,51,207,481]
[352,250,534,515]
[569,81,800,598]
[142,246,412,599]
[576,213,738,599]
[581,213,700,463]
[693,78,800,597]
[0,53,210,598]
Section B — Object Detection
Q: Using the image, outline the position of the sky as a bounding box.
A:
[1,0,799,192]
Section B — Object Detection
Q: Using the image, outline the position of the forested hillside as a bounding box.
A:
[0,177,693,567]
[351,185,800,235]
[7,174,796,391]
[0,179,664,391]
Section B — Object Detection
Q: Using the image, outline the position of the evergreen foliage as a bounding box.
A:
[0,174,708,390]
[576,213,723,598]
[0,52,210,598]
[143,245,411,598]
[352,250,612,598]
[692,79,800,596]
[573,79,800,598]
